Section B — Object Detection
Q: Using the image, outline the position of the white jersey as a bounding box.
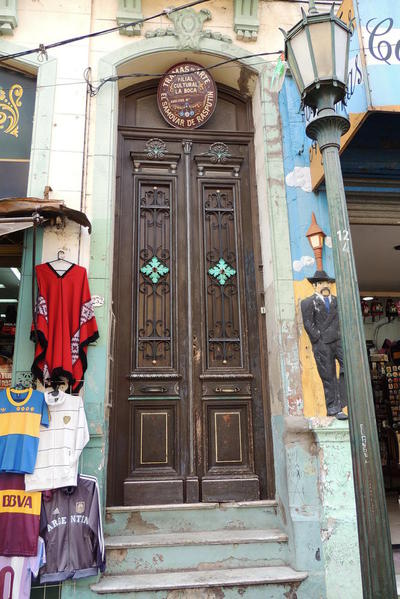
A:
[25,391,89,492]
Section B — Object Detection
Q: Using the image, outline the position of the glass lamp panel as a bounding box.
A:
[287,44,304,93]
[309,21,333,79]
[290,28,315,89]
[334,24,350,83]
[310,235,322,249]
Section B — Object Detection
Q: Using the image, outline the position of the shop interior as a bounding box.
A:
[352,220,400,561]
[0,230,23,389]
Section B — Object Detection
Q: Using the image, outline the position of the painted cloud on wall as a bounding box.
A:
[293,255,315,272]
[285,166,312,193]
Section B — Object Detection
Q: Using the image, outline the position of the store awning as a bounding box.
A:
[0,197,92,236]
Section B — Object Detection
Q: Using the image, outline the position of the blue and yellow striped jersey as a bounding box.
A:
[0,388,49,474]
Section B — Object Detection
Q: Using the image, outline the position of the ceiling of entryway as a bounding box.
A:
[351,224,400,293]
[116,50,258,94]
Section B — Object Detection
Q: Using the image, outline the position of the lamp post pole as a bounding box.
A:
[306,101,397,598]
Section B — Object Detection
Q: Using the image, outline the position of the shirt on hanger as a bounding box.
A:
[0,536,45,599]
[0,388,49,474]
[25,391,89,492]
[0,474,41,557]
[31,263,99,392]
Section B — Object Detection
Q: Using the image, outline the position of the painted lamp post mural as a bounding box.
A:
[301,213,347,419]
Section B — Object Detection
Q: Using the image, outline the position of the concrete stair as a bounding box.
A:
[91,500,308,597]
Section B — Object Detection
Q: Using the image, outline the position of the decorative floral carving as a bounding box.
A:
[145,138,167,159]
[145,7,231,50]
[0,83,23,137]
[208,142,231,164]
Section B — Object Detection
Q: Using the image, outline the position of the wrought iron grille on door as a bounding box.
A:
[136,182,173,369]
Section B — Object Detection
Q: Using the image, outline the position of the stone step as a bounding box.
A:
[105,500,279,536]
[91,565,308,597]
[106,528,289,575]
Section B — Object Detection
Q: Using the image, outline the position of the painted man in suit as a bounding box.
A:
[301,270,348,419]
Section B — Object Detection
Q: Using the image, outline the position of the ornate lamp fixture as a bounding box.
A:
[280,0,351,112]
[305,212,325,270]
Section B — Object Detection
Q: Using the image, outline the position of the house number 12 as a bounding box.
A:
[337,229,350,252]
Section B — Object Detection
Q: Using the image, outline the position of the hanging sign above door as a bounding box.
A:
[157,62,217,129]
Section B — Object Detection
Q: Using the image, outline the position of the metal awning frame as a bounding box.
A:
[0,213,44,225]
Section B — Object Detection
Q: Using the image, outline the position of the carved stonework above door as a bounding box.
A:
[195,145,243,177]
[234,0,259,41]
[0,0,17,35]
[117,0,143,36]
[131,139,180,173]
[145,7,232,49]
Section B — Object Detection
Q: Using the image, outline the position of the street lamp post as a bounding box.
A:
[281,4,397,598]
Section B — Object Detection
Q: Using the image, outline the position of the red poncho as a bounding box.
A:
[31,263,99,391]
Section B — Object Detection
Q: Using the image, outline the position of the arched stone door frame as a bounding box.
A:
[89,35,302,505]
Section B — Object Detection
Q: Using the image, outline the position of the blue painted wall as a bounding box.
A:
[279,77,334,282]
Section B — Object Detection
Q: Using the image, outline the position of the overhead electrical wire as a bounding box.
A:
[0,0,210,64]
[85,51,284,96]
[0,53,285,95]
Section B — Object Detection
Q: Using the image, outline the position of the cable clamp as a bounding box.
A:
[37,44,48,62]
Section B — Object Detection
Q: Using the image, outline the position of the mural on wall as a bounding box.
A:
[301,269,348,420]
[298,213,348,419]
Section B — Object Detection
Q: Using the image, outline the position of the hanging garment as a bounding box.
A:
[25,391,89,492]
[31,263,99,392]
[0,388,49,474]
[0,474,41,557]
[0,536,45,599]
[39,474,105,583]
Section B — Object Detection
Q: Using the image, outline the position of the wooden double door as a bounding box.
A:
[108,86,272,506]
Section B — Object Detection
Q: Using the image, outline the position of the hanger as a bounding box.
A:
[48,250,74,265]
[48,250,75,272]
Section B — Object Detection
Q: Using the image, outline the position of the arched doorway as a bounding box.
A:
[107,78,272,506]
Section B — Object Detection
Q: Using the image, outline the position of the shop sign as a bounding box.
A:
[358,0,400,107]
[0,67,36,160]
[157,62,217,129]
[0,67,37,196]
[308,0,400,190]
